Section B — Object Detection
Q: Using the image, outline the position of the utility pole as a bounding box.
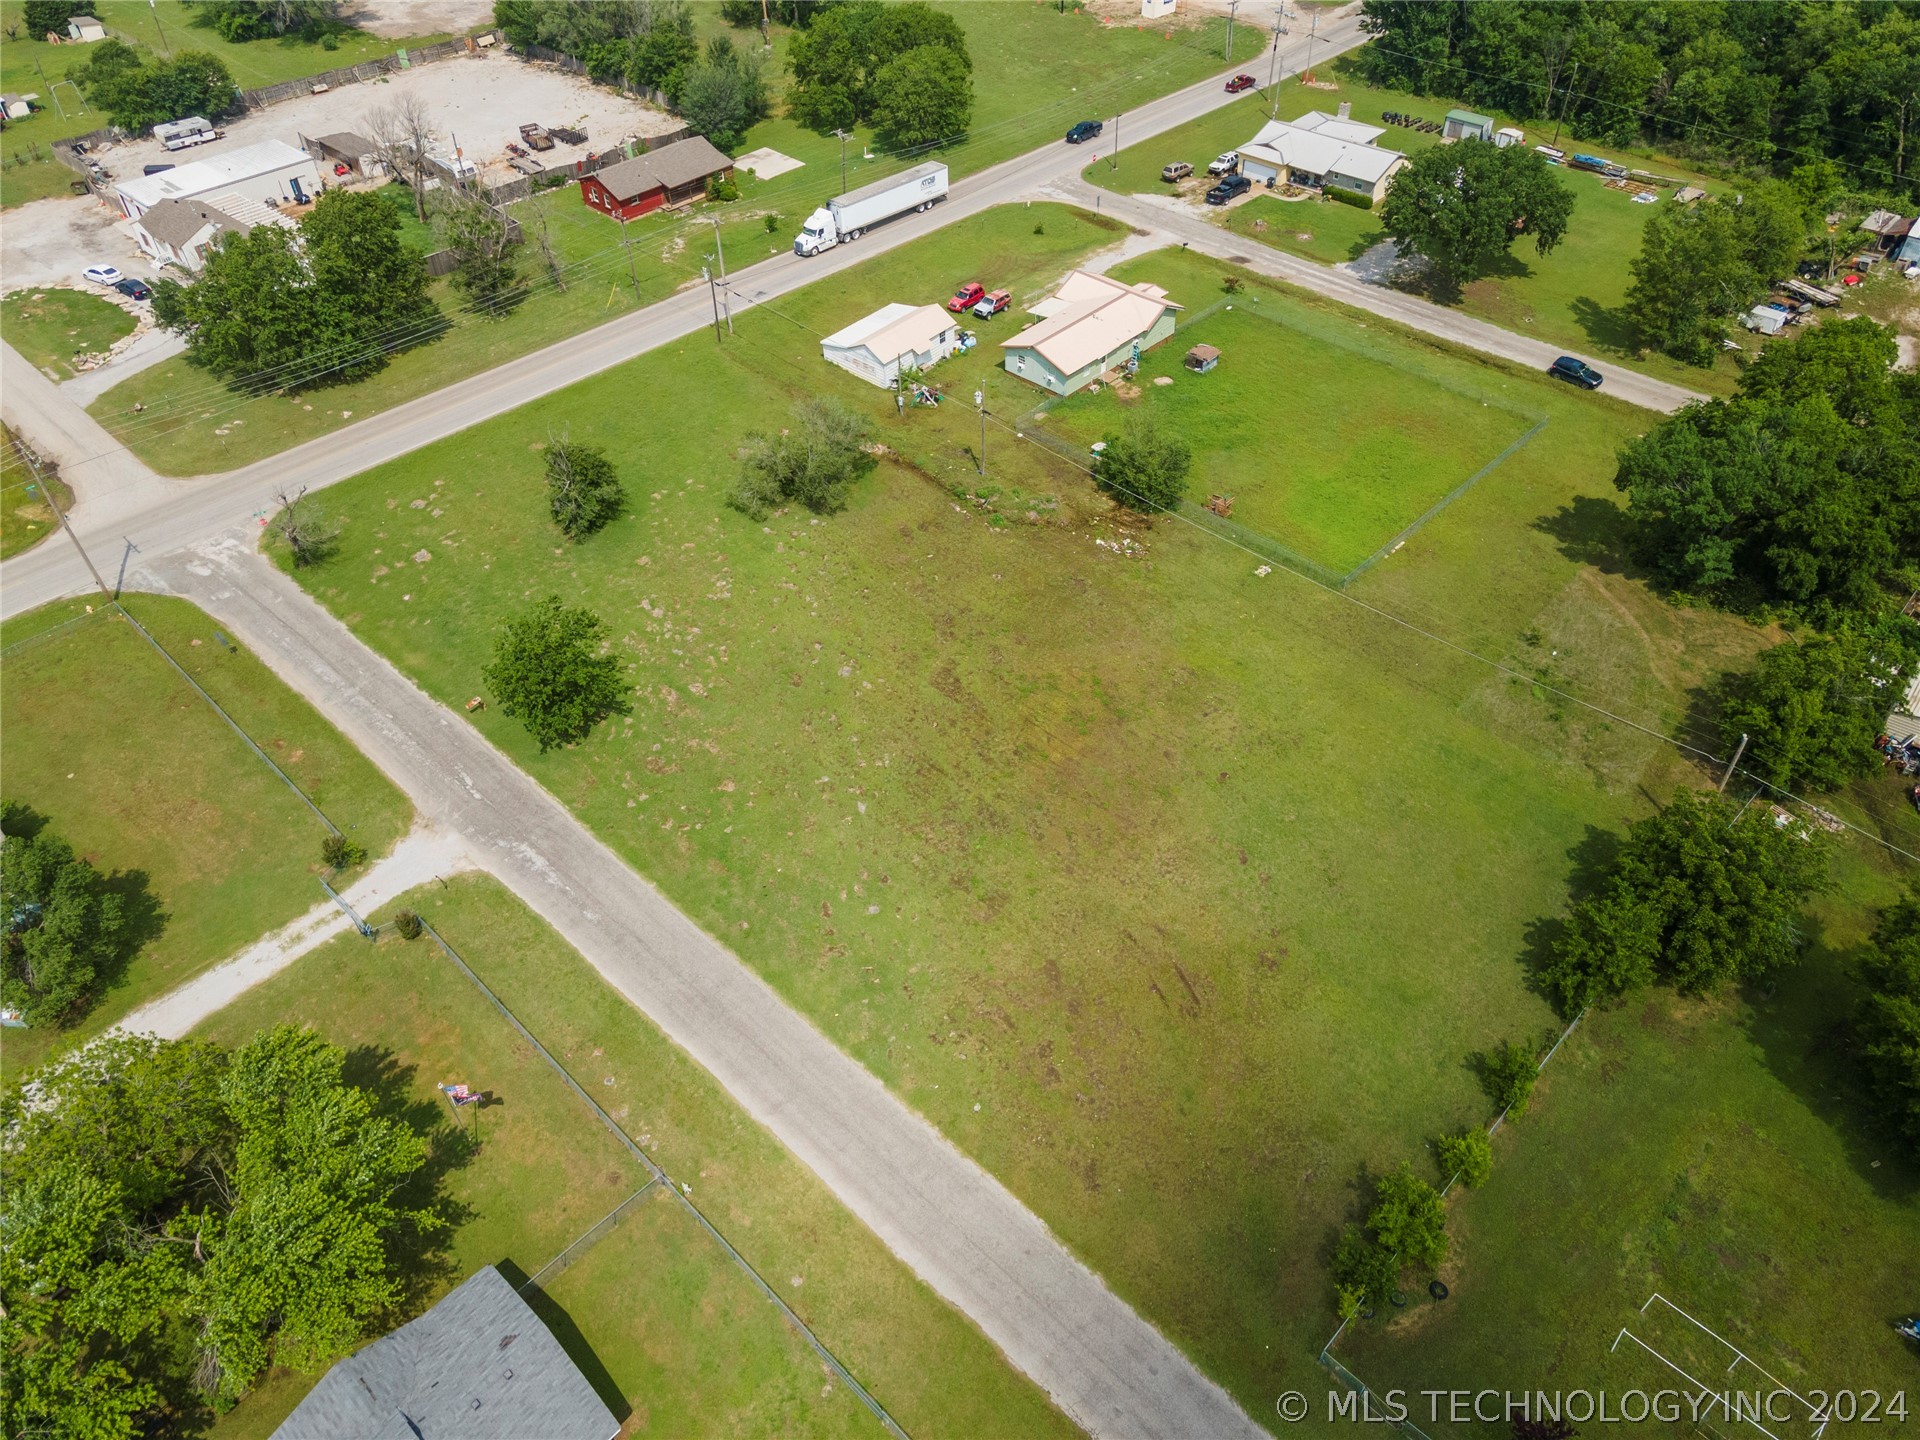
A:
[1552,59,1579,146]
[1305,8,1319,80]
[759,0,771,49]
[149,0,170,57]
[1109,113,1119,169]
[34,60,63,119]
[703,265,723,342]
[16,440,111,602]
[708,214,731,333]
[1225,0,1238,60]
[1718,733,1749,792]
[1267,10,1286,118]
[616,213,639,298]
[973,391,986,476]
[833,128,849,194]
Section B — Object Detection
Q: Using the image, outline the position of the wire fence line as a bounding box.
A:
[517,1180,662,1296]
[416,920,910,1440]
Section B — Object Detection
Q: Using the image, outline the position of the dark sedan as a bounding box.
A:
[1548,356,1603,389]
[1225,73,1257,93]
[114,277,153,302]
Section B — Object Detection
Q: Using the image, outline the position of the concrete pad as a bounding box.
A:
[734,147,805,180]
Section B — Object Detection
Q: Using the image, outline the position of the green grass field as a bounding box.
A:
[196,873,1072,1440]
[1088,57,1750,396]
[0,595,410,1078]
[1036,251,1540,573]
[87,2,1266,475]
[247,199,1920,1412]
[0,284,137,378]
[0,422,72,559]
[0,0,453,208]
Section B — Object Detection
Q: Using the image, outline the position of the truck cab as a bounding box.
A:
[795,207,839,257]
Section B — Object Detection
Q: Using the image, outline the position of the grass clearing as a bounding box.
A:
[0,423,72,560]
[1034,250,1540,573]
[0,284,137,378]
[1088,56,1749,395]
[0,595,409,1079]
[258,198,1909,1410]
[87,2,1267,475]
[196,873,1071,1440]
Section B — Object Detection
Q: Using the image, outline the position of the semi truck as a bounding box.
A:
[793,162,948,257]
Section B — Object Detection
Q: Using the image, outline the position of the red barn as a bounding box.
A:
[579,137,735,221]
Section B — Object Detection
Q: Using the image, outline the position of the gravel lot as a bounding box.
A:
[0,195,155,291]
[84,51,682,191]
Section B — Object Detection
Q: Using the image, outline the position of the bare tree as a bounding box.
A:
[525,192,567,292]
[365,93,435,221]
[271,486,341,567]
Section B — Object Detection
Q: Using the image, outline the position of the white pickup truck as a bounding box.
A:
[793,161,948,257]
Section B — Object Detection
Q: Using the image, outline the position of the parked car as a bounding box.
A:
[1548,356,1603,389]
[1205,174,1252,205]
[971,288,1011,319]
[114,277,152,301]
[1225,73,1257,93]
[948,281,986,312]
[1161,160,1193,182]
[1066,120,1104,144]
[1207,151,1240,177]
[83,265,124,286]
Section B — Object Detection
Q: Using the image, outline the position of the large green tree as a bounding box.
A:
[1624,184,1806,364]
[1378,141,1573,289]
[1718,628,1915,793]
[870,42,972,150]
[76,41,240,131]
[1093,414,1192,515]
[786,0,969,134]
[483,596,632,751]
[1856,891,1920,1150]
[1541,788,1829,1013]
[677,33,771,150]
[0,1029,438,1435]
[154,188,435,389]
[0,811,136,1029]
[183,0,340,41]
[1614,318,1920,620]
[544,439,626,540]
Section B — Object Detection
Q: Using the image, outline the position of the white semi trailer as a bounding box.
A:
[793,161,949,257]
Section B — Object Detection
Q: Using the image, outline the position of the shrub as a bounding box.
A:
[1480,1040,1537,1117]
[764,212,782,233]
[1091,414,1191,515]
[728,398,876,520]
[392,909,424,941]
[1326,184,1375,210]
[1332,1227,1397,1308]
[544,439,626,540]
[1367,1162,1448,1269]
[320,833,367,870]
[705,173,741,202]
[1435,1128,1492,1187]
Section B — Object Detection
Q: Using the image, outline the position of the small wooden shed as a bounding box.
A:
[1184,343,1220,373]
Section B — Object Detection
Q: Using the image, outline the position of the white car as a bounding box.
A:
[83,264,125,286]
[1207,151,1240,177]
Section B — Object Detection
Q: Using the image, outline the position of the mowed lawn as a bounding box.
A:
[1,285,138,379]
[0,596,410,1078]
[261,199,1868,1409]
[0,424,72,560]
[1088,57,1746,395]
[1037,250,1539,574]
[198,874,1072,1440]
[88,2,1266,476]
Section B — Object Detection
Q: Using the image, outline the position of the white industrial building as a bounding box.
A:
[112,139,323,222]
[1238,111,1408,204]
[820,303,961,388]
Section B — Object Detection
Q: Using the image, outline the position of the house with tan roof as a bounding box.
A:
[1000,270,1180,396]
[821,302,961,387]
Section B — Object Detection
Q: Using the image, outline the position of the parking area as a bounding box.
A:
[0,193,153,291]
[82,51,684,194]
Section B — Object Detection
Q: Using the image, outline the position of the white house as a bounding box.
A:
[820,303,961,388]
[1237,112,1407,204]
[130,192,291,270]
[112,139,322,221]
[66,15,106,41]
[1001,270,1180,396]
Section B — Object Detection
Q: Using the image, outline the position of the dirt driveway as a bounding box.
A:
[87,51,683,191]
[0,194,156,291]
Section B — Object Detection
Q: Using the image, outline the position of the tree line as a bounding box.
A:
[1356,0,1920,201]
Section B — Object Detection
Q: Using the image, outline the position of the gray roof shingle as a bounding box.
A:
[272,1266,620,1440]
[135,197,246,249]
[591,136,733,200]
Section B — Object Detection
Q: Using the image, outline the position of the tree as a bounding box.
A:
[184,0,340,41]
[269,485,341,567]
[1614,318,1920,621]
[1367,1163,1448,1270]
[0,812,133,1028]
[320,832,366,870]
[1624,184,1807,364]
[365,95,435,222]
[728,398,876,520]
[1435,1128,1492,1187]
[1378,142,1573,288]
[155,189,436,389]
[0,1029,437,1432]
[1855,891,1920,1148]
[483,596,631,751]
[870,43,972,150]
[1092,414,1191,514]
[545,438,627,539]
[435,191,521,308]
[23,2,78,37]
[1718,629,1915,793]
[1478,1039,1538,1116]
[786,0,968,134]
[1331,1226,1398,1310]
[76,44,241,132]
[1541,788,1829,1013]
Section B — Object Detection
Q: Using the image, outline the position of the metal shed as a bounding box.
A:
[1184,344,1221,373]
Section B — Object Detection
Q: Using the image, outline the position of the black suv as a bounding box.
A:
[1065,120,1104,144]
[1205,174,1252,205]
[1548,356,1603,389]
